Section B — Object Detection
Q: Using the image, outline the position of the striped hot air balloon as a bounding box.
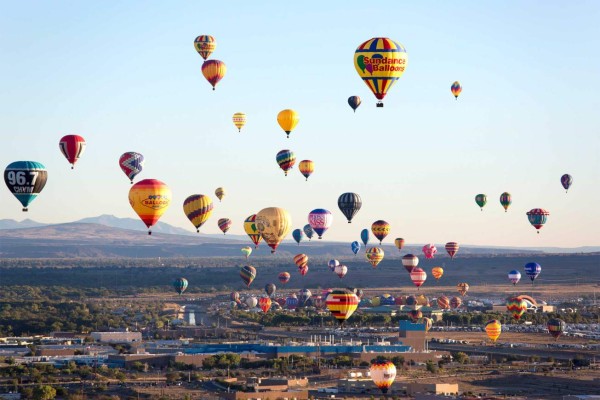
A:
[278,272,291,285]
[420,317,433,332]
[371,220,390,244]
[457,282,469,296]
[240,266,256,287]
[201,59,226,90]
[276,149,296,176]
[173,278,188,295]
[409,267,427,289]
[183,194,213,233]
[298,265,309,276]
[450,296,462,309]
[475,194,487,210]
[365,247,384,268]
[445,242,459,259]
[451,81,462,99]
[547,318,566,340]
[298,160,314,181]
[293,254,308,268]
[215,187,226,202]
[232,112,246,132]
[230,291,240,303]
[485,320,502,343]
[500,192,512,212]
[218,218,232,234]
[326,289,359,325]
[508,270,521,285]
[431,266,444,281]
[244,214,262,248]
[402,254,419,273]
[337,192,362,223]
[437,296,450,309]
[194,35,216,60]
[59,135,86,169]
[394,238,405,251]
[129,179,171,235]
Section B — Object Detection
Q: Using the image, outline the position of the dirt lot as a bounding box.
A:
[428,330,596,346]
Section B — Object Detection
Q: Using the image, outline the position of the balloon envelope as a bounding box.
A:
[351,241,361,255]
[508,270,521,285]
[173,278,188,295]
[4,161,48,212]
[410,267,427,288]
[547,318,566,340]
[59,135,86,168]
[119,152,144,183]
[292,228,305,245]
[500,192,512,212]
[475,194,487,210]
[303,224,314,240]
[278,272,291,285]
[524,262,541,282]
[201,60,226,90]
[360,229,370,246]
[232,112,246,132]
[308,209,333,239]
[431,267,444,281]
[255,207,292,253]
[348,96,362,112]
[422,244,437,259]
[240,266,256,287]
[244,214,263,248]
[445,242,459,259]
[194,35,216,60]
[370,359,396,394]
[276,149,296,176]
[371,220,390,244]
[218,218,232,234]
[365,247,384,268]
[129,179,171,234]
[326,289,359,324]
[451,81,462,98]
[338,192,362,223]
[277,109,299,138]
[402,254,419,273]
[183,194,214,232]
[560,174,573,192]
[298,160,314,181]
[485,320,502,342]
[526,208,550,233]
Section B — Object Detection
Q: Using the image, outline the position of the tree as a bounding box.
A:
[452,352,469,364]
[32,385,56,400]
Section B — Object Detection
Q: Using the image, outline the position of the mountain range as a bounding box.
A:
[0,215,597,258]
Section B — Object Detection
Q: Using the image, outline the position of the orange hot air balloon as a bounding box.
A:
[293,253,308,268]
[201,60,226,90]
[370,359,397,394]
[258,297,272,313]
[298,160,314,181]
[277,109,299,138]
[431,266,444,281]
[394,238,405,251]
[485,320,502,343]
[129,179,171,235]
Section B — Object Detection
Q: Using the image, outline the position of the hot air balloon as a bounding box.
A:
[259,297,272,313]
[371,220,390,244]
[451,81,462,99]
[173,278,188,295]
[354,37,408,107]
[409,309,423,322]
[278,272,291,285]
[450,296,462,309]
[230,291,240,303]
[431,266,444,281]
[201,59,226,90]
[299,160,314,181]
[328,259,340,272]
[500,192,512,212]
[457,282,469,296]
[365,247,384,268]
[241,246,252,260]
[129,179,171,234]
[292,228,305,245]
[369,359,396,394]
[361,229,370,247]
[119,152,144,184]
[276,149,296,176]
[286,294,299,310]
[394,238,405,252]
[293,254,308,269]
[298,289,312,307]
[4,161,48,212]
[526,209,550,233]
[215,187,226,202]
[475,194,487,211]
[421,317,433,332]
[326,289,359,325]
[410,267,427,289]
[232,112,246,132]
[437,296,450,309]
[402,254,419,273]
[524,262,541,283]
[244,214,263,248]
[547,318,566,340]
[194,35,216,60]
[506,297,527,320]
[303,224,314,241]
[445,242,459,259]
[485,320,502,343]
[265,283,276,297]
[422,244,437,259]
[508,270,521,285]
[275,297,286,307]
[355,289,364,299]
[308,209,333,239]
[351,241,361,255]
[183,194,213,233]
[246,296,258,309]
[338,192,362,223]
[298,265,309,276]
[240,266,256,287]
[255,207,292,253]
[348,96,361,112]
[277,109,299,138]
[560,174,573,193]
[335,264,348,279]
[59,135,86,169]
[218,218,232,234]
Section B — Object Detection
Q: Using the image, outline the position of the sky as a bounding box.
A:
[0,1,599,248]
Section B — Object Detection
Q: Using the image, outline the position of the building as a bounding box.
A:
[90,331,142,343]
[219,391,308,400]
[406,383,459,396]
[398,320,426,351]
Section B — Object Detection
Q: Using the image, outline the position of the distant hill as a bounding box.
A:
[0,216,598,258]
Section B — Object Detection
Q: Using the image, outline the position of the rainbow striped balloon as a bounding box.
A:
[326,289,359,325]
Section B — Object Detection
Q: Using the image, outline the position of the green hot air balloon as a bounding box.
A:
[475,194,487,211]
[173,278,188,295]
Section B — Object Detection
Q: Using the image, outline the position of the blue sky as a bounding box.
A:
[0,1,598,247]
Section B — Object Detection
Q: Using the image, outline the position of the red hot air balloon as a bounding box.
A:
[450,296,462,309]
[293,254,308,268]
[445,242,459,259]
[402,254,419,273]
[201,60,226,90]
[422,244,437,259]
[59,135,86,169]
[278,272,291,285]
[409,267,427,289]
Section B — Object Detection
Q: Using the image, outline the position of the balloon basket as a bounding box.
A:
[376,102,384,108]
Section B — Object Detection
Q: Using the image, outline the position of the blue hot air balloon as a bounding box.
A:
[348,96,361,113]
[303,224,314,241]
[361,229,370,247]
[524,262,541,284]
[351,241,361,255]
[292,228,305,245]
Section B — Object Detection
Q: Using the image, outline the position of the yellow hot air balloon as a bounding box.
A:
[232,112,246,132]
[183,194,214,232]
[129,179,171,235]
[255,207,292,253]
[215,187,226,202]
[431,266,444,281]
[244,214,263,248]
[298,160,314,181]
[277,109,299,138]
[365,247,385,268]
[354,37,408,107]
[485,320,502,343]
